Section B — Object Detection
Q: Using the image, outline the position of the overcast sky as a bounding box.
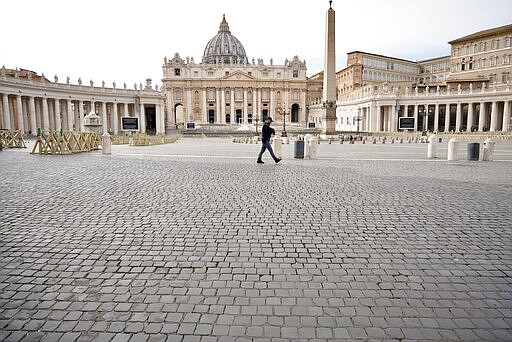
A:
[1,0,510,88]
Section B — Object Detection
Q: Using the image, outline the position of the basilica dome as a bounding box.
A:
[203,15,247,64]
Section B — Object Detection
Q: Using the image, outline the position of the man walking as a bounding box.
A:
[257,117,281,164]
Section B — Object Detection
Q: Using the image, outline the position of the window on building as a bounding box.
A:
[248,72,252,76]
[469,57,473,70]
[208,90,214,100]
[502,73,509,83]
[225,90,230,100]
[208,71,214,77]
[194,71,198,77]
[293,70,298,78]
[225,71,229,76]
[505,37,511,48]
[248,91,253,100]
[235,90,242,100]
[492,40,499,49]
[277,72,281,77]
[461,58,466,71]
[479,42,485,52]
[490,56,497,66]
[293,91,299,100]
[503,54,511,65]
[489,74,497,83]
[176,90,182,100]
[174,68,181,76]
[262,90,269,100]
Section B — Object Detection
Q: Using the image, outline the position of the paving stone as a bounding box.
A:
[1,139,511,340]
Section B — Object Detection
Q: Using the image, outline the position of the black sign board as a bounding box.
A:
[186,122,195,129]
[121,117,139,131]
[399,117,415,130]
[308,122,316,128]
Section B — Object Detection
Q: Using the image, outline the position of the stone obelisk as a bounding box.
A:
[322,0,336,135]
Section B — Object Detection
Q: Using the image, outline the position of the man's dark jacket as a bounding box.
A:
[261,123,275,142]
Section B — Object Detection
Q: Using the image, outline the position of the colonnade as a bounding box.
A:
[348,98,512,132]
[0,91,165,135]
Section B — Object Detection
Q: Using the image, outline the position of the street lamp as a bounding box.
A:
[280,103,289,137]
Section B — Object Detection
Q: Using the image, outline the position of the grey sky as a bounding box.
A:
[1,0,510,88]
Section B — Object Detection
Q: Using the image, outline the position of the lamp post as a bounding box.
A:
[280,103,289,137]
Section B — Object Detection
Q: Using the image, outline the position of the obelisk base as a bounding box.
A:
[322,107,337,135]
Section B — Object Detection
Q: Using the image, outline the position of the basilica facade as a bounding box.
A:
[162,15,308,129]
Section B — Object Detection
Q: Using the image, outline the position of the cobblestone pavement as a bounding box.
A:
[1,138,511,341]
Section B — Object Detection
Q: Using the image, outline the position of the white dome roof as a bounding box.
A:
[203,15,247,64]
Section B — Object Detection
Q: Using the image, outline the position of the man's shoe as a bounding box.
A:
[274,158,281,163]
[257,158,264,164]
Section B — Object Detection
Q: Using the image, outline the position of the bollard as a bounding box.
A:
[273,136,282,159]
[447,138,458,161]
[304,134,312,158]
[362,138,365,144]
[467,142,479,161]
[372,138,376,144]
[102,132,112,155]
[400,138,403,144]
[482,138,496,161]
[391,137,395,144]
[427,134,437,159]
[309,136,319,159]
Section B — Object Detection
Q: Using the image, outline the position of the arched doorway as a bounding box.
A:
[175,104,185,127]
[291,104,299,123]
[208,110,215,124]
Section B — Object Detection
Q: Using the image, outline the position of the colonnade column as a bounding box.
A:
[390,104,397,131]
[140,103,146,133]
[42,98,49,131]
[455,102,462,132]
[478,102,485,131]
[155,103,162,134]
[101,102,107,133]
[16,95,24,133]
[29,97,37,135]
[67,99,73,131]
[467,103,474,132]
[489,101,498,131]
[186,88,192,122]
[434,104,439,132]
[503,100,510,132]
[376,106,382,132]
[2,94,11,129]
[444,104,450,132]
[54,99,61,131]
[113,102,119,135]
[79,100,85,131]
[413,105,418,131]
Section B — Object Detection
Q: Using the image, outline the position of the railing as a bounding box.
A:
[0,130,26,148]
[130,133,179,146]
[31,130,101,155]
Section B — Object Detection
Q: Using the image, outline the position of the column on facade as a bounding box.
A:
[202,89,207,123]
[467,103,474,132]
[34,98,42,130]
[54,99,61,131]
[270,90,274,121]
[91,101,96,114]
[221,89,226,123]
[42,98,49,131]
[15,95,24,133]
[455,103,462,132]
[489,101,498,131]
[243,88,248,124]
[67,99,73,131]
[186,88,192,122]
[478,102,485,131]
[113,102,119,135]
[73,101,79,131]
[444,104,451,132]
[61,100,68,130]
[79,100,85,131]
[21,98,29,132]
[503,100,510,132]
[101,102,107,133]
[254,88,259,122]
[215,88,221,124]
[166,92,174,127]
[413,104,418,131]
[434,104,439,132]
[2,94,11,129]
[29,97,37,135]
[140,103,146,133]
[230,88,235,123]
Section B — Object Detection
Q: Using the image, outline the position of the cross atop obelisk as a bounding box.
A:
[322,0,336,135]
